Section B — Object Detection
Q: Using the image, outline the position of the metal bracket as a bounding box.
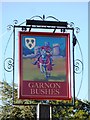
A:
[4,15,82,107]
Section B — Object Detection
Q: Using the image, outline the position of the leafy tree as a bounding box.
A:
[52,99,90,120]
[0,81,36,120]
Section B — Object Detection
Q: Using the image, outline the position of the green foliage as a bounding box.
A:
[0,81,90,120]
[52,99,90,120]
[0,81,36,120]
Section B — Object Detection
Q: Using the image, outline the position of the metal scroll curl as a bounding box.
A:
[74,59,83,74]
[7,20,18,30]
[4,58,14,72]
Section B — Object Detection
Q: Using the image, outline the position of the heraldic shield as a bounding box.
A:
[25,38,36,49]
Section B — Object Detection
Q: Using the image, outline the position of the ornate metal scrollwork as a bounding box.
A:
[69,22,75,28]
[74,59,83,74]
[75,27,80,34]
[4,58,14,72]
[4,19,18,73]
[7,25,13,30]
[7,19,18,31]
[13,20,18,25]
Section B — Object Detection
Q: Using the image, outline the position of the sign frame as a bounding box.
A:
[18,31,72,100]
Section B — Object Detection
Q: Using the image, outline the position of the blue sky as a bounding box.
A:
[1,2,88,101]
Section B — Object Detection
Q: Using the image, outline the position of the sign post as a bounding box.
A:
[37,103,52,120]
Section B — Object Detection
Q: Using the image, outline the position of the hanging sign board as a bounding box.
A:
[18,31,71,100]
